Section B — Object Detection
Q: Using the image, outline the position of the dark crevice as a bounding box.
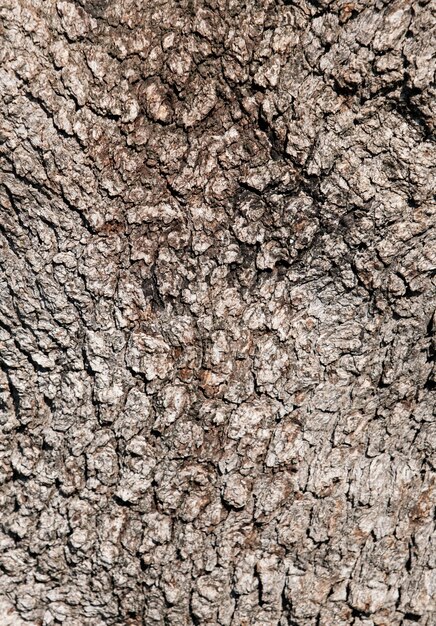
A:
[403,613,421,623]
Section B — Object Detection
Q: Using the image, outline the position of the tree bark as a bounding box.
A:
[0,0,435,624]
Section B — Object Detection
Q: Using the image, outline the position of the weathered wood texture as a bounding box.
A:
[0,0,435,624]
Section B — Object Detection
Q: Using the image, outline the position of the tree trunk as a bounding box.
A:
[0,1,435,624]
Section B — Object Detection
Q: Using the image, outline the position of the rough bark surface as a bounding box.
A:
[0,0,435,625]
